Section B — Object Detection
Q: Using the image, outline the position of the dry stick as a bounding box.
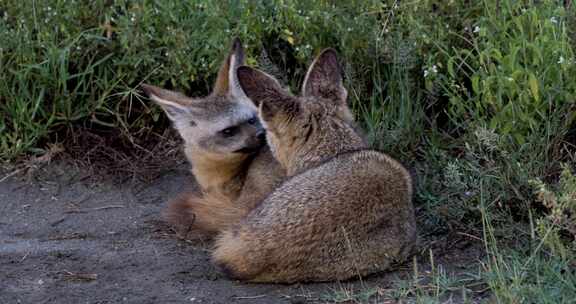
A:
[233,295,267,300]
[20,251,31,263]
[456,232,483,242]
[65,205,125,214]
[50,216,68,227]
[0,168,26,183]
[62,270,98,281]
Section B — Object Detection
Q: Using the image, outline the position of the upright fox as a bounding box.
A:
[212,49,417,282]
[142,39,284,236]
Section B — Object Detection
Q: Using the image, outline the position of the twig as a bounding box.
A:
[20,251,31,263]
[50,216,68,227]
[0,168,25,183]
[456,232,483,242]
[61,271,98,282]
[233,295,267,300]
[65,205,125,214]
[44,233,88,241]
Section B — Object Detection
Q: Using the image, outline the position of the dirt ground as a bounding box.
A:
[0,161,485,304]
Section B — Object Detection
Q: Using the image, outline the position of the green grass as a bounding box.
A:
[1,0,575,302]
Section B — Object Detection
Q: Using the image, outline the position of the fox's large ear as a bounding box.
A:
[236,66,297,122]
[302,48,347,105]
[213,37,247,101]
[141,84,195,127]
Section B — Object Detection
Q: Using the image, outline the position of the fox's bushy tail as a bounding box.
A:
[163,190,249,238]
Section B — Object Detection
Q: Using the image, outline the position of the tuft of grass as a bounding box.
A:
[480,180,576,303]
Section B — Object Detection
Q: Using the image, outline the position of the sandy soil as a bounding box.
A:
[0,162,483,304]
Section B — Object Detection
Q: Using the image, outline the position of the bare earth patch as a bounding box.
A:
[0,161,486,303]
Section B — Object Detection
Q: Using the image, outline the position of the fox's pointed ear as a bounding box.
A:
[213,37,247,101]
[236,66,296,122]
[302,48,347,105]
[141,84,194,125]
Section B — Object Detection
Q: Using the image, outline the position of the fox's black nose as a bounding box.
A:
[257,131,266,141]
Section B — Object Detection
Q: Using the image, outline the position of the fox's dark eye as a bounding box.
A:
[220,126,238,137]
[247,117,257,125]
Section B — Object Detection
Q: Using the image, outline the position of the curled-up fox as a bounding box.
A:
[142,39,285,236]
[212,49,417,283]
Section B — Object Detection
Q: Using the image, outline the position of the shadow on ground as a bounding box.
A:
[0,161,484,303]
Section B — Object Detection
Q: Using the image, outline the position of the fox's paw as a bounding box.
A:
[163,193,196,229]
[162,191,216,239]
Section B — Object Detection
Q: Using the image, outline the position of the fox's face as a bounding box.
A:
[236,49,365,172]
[142,39,265,158]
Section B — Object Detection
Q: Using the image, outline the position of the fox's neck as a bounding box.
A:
[286,132,367,176]
[187,148,250,196]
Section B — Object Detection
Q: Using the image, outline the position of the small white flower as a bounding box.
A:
[558,56,565,64]
[347,27,352,32]
[506,77,514,81]
[130,16,135,22]
[473,26,480,33]
[550,17,558,24]
[424,65,438,78]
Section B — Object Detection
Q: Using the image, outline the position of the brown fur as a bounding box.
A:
[163,190,244,238]
[164,145,284,237]
[142,38,285,237]
[212,49,417,283]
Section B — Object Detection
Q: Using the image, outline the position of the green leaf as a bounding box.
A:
[528,72,540,102]
[471,75,480,94]
[447,57,455,77]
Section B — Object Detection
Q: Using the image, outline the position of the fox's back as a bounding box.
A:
[246,149,413,235]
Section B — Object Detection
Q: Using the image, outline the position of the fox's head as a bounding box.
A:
[235,49,365,174]
[142,38,264,159]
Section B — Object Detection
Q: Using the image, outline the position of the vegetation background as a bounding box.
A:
[1,0,575,302]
